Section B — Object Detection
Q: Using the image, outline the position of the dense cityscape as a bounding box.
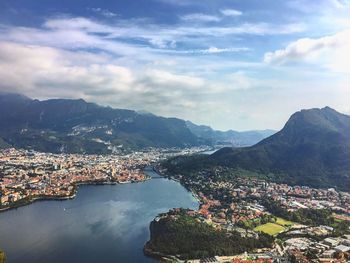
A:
[0,147,209,210]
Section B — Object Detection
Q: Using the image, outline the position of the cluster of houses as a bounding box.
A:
[0,148,151,208]
[162,167,350,262]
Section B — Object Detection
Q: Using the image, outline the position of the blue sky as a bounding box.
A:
[0,0,350,130]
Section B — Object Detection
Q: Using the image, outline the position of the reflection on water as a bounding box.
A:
[201,148,221,155]
[0,168,198,263]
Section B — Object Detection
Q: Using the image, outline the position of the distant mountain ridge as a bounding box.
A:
[166,107,350,190]
[186,121,275,147]
[0,93,202,153]
[0,93,272,153]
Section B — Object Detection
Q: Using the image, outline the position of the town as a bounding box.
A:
[0,147,210,210]
[156,165,350,262]
[1,147,350,262]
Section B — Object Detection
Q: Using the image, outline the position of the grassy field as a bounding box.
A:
[334,217,343,223]
[253,217,295,236]
[275,217,294,226]
[254,222,285,236]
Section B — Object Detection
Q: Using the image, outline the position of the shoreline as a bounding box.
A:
[143,242,183,262]
[1,166,193,262]
[153,166,202,204]
[143,168,202,262]
[0,176,151,213]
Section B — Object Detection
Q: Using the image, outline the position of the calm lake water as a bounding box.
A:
[201,148,221,155]
[0,168,198,263]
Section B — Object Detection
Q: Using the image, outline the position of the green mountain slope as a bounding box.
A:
[166,107,350,190]
[0,93,275,153]
[0,93,203,153]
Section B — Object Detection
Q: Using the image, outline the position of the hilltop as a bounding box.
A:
[164,107,350,190]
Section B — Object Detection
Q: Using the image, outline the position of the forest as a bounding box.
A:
[145,210,273,260]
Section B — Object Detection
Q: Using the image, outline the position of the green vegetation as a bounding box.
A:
[276,217,294,226]
[334,217,343,223]
[253,217,294,236]
[332,220,350,236]
[262,199,334,226]
[145,210,273,260]
[0,93,204,153]
[237,214,276,230]
[164,107,350,191]
[254,223,285,236]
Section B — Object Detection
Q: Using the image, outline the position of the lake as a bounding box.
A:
[201,148,221,155]
[0,168,199,263]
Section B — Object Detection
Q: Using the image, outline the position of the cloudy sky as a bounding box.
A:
[0,0,350,131]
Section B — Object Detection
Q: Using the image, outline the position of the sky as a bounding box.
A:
[0,0,350,131]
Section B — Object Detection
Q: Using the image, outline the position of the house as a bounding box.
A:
[334,244,350,253]
[323,238,340,247]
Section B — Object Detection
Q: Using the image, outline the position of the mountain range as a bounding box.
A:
[165,107,350,190]
[0,93,272,153]
[186,121,275,147]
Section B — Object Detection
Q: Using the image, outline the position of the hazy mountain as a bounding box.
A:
[0,93,204,153]
[166,107,350,190]
[0,93,275,154]
[186,121,275,147]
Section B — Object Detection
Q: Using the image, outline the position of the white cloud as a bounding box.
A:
[1,20,151,58]
[287,0,350,12]
[0,41,134,97]
[0,41,217,115]
[179,13,221,22]
[172,23,305,36]
[1,38,349,131]
[201,46,248,54]
[220,9,242,17]
[89,8,118,18]
[41,16,304,41]
[0,12,340,131]
[0,39,264,125]
[143,69,204,88]
[0,16,305,64]
[161,46,250,55]
[330,0,350,8]
[264,29,350,72]
[227,71,256,90]
[43,17,111,32]
[149,38,176,49]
